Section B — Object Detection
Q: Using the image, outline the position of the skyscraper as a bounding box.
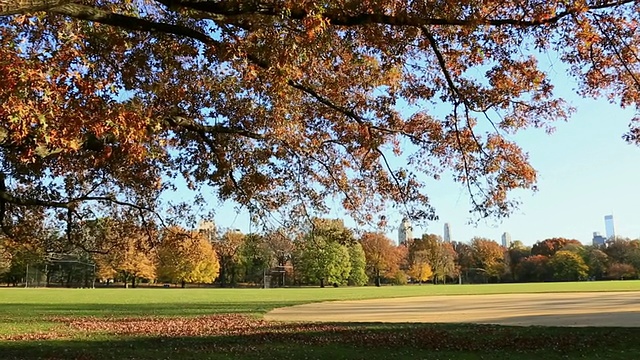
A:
[444,223,452,242]
[501,232,512,248]
[398,217,413,245]
[604,215,615,239]
[592,232,606,246]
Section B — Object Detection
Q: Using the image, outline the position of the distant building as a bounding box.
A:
[592,232,606,247]
[197,220,217,243]
[444,223,452,242]
[398,217,413,245]
[501,232,512,248]
[604,215,615,239]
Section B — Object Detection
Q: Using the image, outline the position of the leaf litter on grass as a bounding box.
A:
[0,314,606,354]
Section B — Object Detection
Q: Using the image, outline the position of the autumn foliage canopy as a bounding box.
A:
[1,1,639,235]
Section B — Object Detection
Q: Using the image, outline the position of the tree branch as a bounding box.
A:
[159,0,636,28]
[49,3,219,45]
[0,0,70,15]
[165,115,264,140]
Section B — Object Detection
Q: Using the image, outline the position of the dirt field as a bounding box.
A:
[265,291,640,327]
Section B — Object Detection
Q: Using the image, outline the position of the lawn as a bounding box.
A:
[1,281,640,359]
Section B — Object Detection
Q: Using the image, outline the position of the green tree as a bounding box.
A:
[584,248,609,280]
[239,233,272,284]
[347,242,368,286]
[308,218,356,246]
[298,238,351,288]
[548,250,588,282]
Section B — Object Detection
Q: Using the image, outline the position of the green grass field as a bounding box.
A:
[2,281,640,359]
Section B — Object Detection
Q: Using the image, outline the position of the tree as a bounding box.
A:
[213,230,244,287]
[0,241,11,276]
[584,247,609,280]
[408,250,433,284]
[94,255,117,285]
[307,218,356,246]
[607,263,637,280]
[297,237,351,287]
[514,255,550,282]
[414,234,457,284]
[3,1,639,242]
[360,232,399,287]
[548,250,588,282]
[95,234,156,288]
[156,226,220,287]
[470,237,506,281]
[531,238,582,257]
[347,242,368,286]
[506,241,531,281]
[453,241,476,283]
[238,233,271,284]
[264,229,294,286]
[604,238,640,265]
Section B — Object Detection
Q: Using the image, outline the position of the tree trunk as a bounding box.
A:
[131,276,136,288]
[181,280,186,288]
[375,270,381,287]
[220,261,227,288]
[320,278,325,288]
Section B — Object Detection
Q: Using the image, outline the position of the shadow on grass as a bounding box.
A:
[2,322,640,360]
[0,302,299,320]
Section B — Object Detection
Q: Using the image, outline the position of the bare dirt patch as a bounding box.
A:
[265,291,640,327]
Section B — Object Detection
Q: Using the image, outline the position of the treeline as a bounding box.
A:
[2,217,640,287]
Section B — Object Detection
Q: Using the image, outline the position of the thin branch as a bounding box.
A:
[593,15,640,92]
[165,115,265,140]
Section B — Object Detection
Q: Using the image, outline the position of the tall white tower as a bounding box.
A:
[501,232,512,248]
[398,217,413,245]
[604,215,615,239]
[444,223,452,242]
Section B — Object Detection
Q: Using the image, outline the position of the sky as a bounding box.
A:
[164,55,640,247]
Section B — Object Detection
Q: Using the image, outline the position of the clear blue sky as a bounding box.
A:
[166,56,640,247]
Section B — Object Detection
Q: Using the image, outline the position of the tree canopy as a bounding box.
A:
[1,1,639,236]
